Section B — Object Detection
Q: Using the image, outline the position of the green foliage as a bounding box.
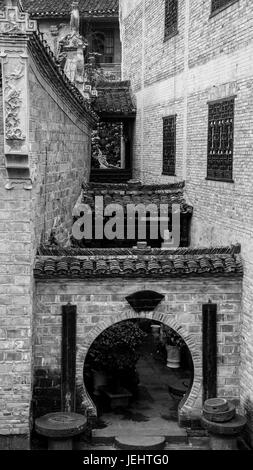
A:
[91,122,122,168]
[163,326,185,348]
[86,321,147,373]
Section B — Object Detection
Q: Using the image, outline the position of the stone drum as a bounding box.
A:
[35,412,87,450]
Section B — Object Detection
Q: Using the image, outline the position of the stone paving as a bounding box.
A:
[92,350,192,442]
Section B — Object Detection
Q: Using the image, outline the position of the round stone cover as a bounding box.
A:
[203,402,236,423]
[115,436,166,450]
[204,398,228,413]
[201,414,247,436]
[35,412,87,438]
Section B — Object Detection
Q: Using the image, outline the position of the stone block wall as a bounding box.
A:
[33,277,242,425]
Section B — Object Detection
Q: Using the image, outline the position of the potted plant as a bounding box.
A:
[161,326,185,369]
[85,321,146,405]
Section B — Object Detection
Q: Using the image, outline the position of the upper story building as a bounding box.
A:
[0,1,251,450]
[120,0,253,185]
[22,0,122,80]
[120,0,253,447]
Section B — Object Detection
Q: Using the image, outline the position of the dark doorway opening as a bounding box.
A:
[83,319,194,435]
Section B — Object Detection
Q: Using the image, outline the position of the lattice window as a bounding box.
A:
[104,31,114,63]
[211,0,236,14]
[163,115,176,176]
[165,0,178,38]
[91,30,114,64]
[207,98,234,181]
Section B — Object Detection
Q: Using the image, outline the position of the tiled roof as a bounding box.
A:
[94,81,136,118]
[81,182,193,215]
[21,0,119,18]
[34,245,243,279]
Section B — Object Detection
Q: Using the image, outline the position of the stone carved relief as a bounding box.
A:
[0,2,37,33]
[208,82,239,102]
[0,1,36,187]
[4,61,25,141]
[0,4,37,35]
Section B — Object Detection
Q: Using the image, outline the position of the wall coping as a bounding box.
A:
[34,245,243,280]
[28,31,98,126]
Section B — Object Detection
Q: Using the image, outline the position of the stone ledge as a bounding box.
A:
[0,434,30,450]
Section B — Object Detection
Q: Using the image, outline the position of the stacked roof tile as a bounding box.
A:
[21,0,119,18]
[34,245,243,279]
[81,182,193,215]
[94,81,136,118]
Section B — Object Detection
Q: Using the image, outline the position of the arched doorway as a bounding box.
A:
[76,311,202,428]
[83,319,194,434]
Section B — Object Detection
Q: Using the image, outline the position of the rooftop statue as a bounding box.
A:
[70,1,80,35]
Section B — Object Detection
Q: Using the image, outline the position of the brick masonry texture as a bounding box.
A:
[0,48,93,440]
[0,90,33,439]
[29,57,92,246]
[34,277,242,424]
[120,0,253,445]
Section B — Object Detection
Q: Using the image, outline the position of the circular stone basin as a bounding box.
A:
[35,412,87,439]
[204,398,228,413]
[203,402,235,423]
[115,436,166,451]
[201,414,247,436]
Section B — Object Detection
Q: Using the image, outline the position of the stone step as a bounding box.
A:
[92,427,188,445]
[77,441,210,451]
[115,436,166,450]
[165,444,209,451]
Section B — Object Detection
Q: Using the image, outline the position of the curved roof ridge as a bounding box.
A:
[37,244,241,257]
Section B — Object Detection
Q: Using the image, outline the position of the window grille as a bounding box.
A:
[163,115,176,176]
[207,98,234,181]
[165,0,178,38]
[211,0,236,14]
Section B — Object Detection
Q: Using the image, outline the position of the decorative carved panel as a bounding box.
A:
[0,3,37,186]
[0,4,36,34]
[1,52,29,156]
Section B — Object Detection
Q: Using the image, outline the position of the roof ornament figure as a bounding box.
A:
[70,1,80,36]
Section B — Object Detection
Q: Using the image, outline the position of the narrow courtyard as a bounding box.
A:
[0,0,252,454]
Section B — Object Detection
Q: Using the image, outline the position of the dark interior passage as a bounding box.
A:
[84,320,193,436]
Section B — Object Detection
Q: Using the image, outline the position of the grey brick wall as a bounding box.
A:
[34,277,242,425]
[120,0,253,444]
[0,56,92,440]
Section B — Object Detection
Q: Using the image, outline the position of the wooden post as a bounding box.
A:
[202,302,217,402]
[61,304,77,412]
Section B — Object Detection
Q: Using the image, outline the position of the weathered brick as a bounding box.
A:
[0,16,93,437]
[34,276,241,423]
